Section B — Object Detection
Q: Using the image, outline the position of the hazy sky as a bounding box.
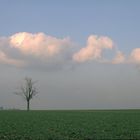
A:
[0,0,140,109]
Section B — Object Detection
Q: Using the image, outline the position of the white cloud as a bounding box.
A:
[73,35,114,62]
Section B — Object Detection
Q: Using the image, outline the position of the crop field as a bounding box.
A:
[0,110,140,140]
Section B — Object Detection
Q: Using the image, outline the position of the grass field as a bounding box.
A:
[0,110,140,140]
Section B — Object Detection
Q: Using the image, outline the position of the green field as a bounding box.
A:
[0,110,140,140]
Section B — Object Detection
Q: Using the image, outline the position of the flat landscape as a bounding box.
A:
[0,110,140,140]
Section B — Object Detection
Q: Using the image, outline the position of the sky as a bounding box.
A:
[0,0,140,109]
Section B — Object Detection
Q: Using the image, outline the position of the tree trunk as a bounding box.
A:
[27,101,30,111]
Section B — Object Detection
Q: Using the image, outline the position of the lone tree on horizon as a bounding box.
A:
[15,77,38,111]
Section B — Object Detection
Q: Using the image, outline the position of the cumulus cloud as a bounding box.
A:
[10,32,71,58]
[73,35,114,62]
[130,48,140,63]
[0,32,139,69]
[0,32,74,69]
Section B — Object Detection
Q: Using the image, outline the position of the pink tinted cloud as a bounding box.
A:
[10,32,71,58]
[73,35,114,62]
[130,48,140,63]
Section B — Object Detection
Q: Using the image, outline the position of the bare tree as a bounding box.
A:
[15,77,38,111]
